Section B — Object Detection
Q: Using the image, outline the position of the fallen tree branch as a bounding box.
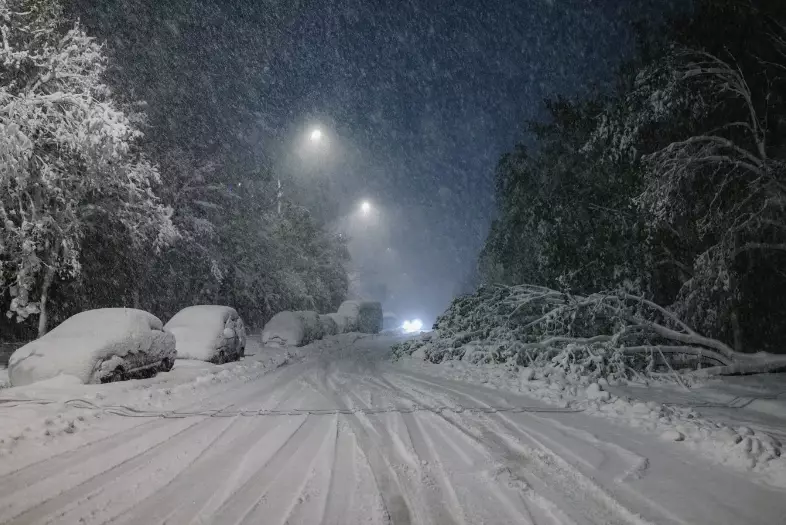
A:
[394,284,786,382]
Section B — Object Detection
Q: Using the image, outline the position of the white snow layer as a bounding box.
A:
[401,345,786,489]
[164,305,246,362]
[8,309,175,387]
[261,310,323,347]
[337,300,382,334]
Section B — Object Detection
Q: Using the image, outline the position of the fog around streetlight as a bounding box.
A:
[310,128,323,142]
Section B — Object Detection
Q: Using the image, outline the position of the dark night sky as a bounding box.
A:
[255,0,678,323]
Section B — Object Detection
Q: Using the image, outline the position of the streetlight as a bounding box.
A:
[279,127,327,215]
[360,200,372,215]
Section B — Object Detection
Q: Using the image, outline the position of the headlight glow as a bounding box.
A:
[402,319,424,333]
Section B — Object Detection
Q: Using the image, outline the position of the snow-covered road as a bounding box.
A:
[1,335,784,525]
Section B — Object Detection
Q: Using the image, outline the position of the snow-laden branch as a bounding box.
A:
[397,284,786,380]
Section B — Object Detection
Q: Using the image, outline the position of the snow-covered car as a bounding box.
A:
[262,310,323,347]
[337,300,383,334]
[319,314,339,337]
[8,308,176,387]
[164,305,246,364]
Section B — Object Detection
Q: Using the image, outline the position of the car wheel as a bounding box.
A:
[217,350,226,364]
[160,357,174,372]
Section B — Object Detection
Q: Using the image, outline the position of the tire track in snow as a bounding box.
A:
[0,351,306,482]
[320,421,389,525]
[204,414,327,525]
[0,417,175,495]
[380,372,653,525]
[0,417,205,523]
[304,369,413,524]
[0,365,312,525]
[108,377,313,525]
[9,417,234,525]
[278,416,339,525]
[343,372,563,525]
[338,375,465,525]
[365,374,558,525]
[239,416,338,524]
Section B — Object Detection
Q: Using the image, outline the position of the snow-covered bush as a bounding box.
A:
[164,305,246,363]
[337,300,382,334]
[8,308,175,386]
[393,285,786,382]
[261,310,323,347]
[0,1,175,337]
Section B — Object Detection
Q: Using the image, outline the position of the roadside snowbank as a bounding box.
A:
[398,338,786,489]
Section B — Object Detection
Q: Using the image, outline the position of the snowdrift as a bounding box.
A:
[8,308,176,386]
[261,311,323,347]
[165,305,246,363]
[337,300,382,334]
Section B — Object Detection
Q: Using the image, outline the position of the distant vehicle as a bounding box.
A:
[165,305,246,364]
[8,309,176,386]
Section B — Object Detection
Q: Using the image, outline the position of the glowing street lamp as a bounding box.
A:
[360,200,372,214]
[310,128,323,142]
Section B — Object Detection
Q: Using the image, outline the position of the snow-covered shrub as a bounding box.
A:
[164,305,246,363]
[8,308,176,386]
[261,310,323,347]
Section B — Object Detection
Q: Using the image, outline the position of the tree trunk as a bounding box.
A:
[37,262,57,338]
[729,231,745,352]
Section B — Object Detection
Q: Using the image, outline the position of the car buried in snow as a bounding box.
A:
[165,305,247,364]
[8,308,176,387]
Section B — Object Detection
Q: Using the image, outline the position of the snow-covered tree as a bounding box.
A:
[0,0,175,336]
[640,46,786,350]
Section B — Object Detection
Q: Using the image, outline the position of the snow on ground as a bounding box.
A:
[0,333,785,524]
[398,345,786,489]
[0,336,293,466]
